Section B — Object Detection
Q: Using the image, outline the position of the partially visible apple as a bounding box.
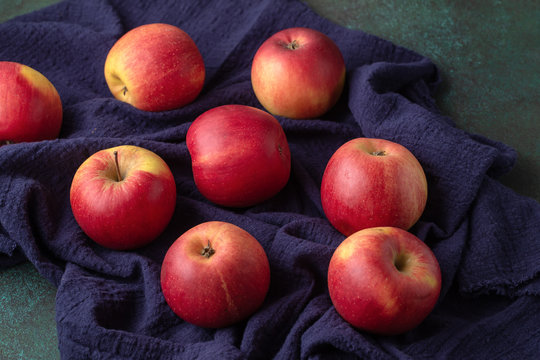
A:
[104,23,205,112]
[321,138,428,236]
[0,61,62,145]
[70,145,176,250]
[251,27,346,119]
[328,227,441,335]
[160,221,270,328]
[186,104,291,207]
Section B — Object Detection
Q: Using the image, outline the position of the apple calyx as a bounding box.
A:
[286,40,300,50]
[371,150,387,156]
[277,144,284,156]
[113,150,123,182]
[201,241,216,258]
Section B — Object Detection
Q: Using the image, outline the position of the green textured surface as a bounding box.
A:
[0,0,62,23]
[0,1,538,360]
[0,262,59,360]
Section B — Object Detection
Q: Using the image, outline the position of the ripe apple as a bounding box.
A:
[186,104,291,207]
[104,23,205,112]
[160,221,271,328]
[0,61,62,145]
[70,145,176,250]
[321,138,428,236]
[328,227,441,335]
[251,27,346,119]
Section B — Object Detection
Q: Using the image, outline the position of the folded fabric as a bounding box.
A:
[1,0,539,359]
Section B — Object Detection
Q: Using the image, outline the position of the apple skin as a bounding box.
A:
[186,104,291,207]
[0,61,62,144]
[251,27,346,119]
[160,221,271,328]
[328,227,441,335]
[70,145,177,250]
[104,23,205,112]
[321,138,428,236]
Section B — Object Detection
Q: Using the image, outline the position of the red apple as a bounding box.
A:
[160,221,270,328]
[251,27,346,119]
[0,61,62,145]
[321,138,428,236]
[104,23,205,112]
[70,145,176,250]
[186,104,291,207]
[328,227,441,335]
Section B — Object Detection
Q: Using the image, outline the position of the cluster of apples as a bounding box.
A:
[0,22,441,335]
[322,138,441,335]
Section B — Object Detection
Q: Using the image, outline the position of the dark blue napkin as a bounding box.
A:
[1,0,539,359]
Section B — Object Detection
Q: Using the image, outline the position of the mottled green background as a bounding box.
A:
[1,0,538,359]
[0,263,58,359]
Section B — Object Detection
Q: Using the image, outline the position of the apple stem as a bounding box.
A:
[0,140,13,146]
[122,86,128,97]
[201,241,216,258]
[113,150,123,182]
